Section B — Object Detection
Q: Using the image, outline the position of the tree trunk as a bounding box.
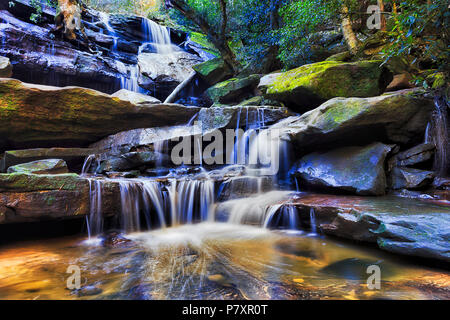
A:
[341,4,359,55]
[378,0,386,31]
[56,0,82,40]
[168,0,238,74]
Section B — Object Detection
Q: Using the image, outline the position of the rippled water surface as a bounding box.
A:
[0,223,449,300]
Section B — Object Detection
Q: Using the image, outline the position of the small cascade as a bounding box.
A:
[118,180,166,233]
[99,12,119,52]
[265,205,299,230]
[86,179,104,239]
[426,95,449,177]
[167,178,215,225]
[309,208,318,235]
[81,154,99,175]
[141,18,175,54]
[226,191,292,227]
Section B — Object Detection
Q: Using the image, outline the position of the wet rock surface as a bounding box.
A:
[7,159,69,175]
[290,193,450,262]
[292,143,394,196]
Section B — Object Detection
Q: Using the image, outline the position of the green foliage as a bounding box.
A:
[381,0,449,83]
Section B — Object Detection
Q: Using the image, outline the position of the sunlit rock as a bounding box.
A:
[7,159,69,175]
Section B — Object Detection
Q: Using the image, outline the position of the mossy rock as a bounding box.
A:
[192,58,233,86]
[0,172,86,192]
[7,159,69,174]
[258,60,393,112]
[205,75,261,105]
[272,90,434,148]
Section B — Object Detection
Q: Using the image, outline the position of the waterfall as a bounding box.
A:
[86,179,104,239]
[309,208,317,235]
[118,179,167,233]
[427,96,449,177]
[141,18,174,54]
[81,154,99,175]
[167,178,215,225]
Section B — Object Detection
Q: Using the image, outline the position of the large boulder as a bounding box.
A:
[0,56,12,78]
[272,90,434,149]
[258,60,393,112]
[0,79,200,150]
[205,75,261,105]
[7,159,69,174]
[292,143,393,196]
[192,58,233,86]
[0,173,119,224]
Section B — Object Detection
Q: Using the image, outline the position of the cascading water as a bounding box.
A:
[86,179,104,239]
[426,95,449,177]
[141,18,175,54]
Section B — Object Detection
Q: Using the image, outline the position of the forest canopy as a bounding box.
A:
[30,0,450,84]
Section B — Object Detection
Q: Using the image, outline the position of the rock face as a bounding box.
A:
[292,143,393,196]
[7,159,69,174]
[258,60,393,112]
[97,152,160,173]
[0,173,119,224]
[272,90,434,148]
[389,143,435,168]
[193,58,233,86]
[289,193,450,262]
[0,79,200,150]
[0,56,12,78]
[205,75,261,105]
[0,147,98,172]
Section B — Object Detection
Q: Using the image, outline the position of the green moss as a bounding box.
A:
[0,173,86,192]
[265,60,386,101]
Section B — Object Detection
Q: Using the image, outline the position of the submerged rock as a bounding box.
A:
[272,90,434,148]
[0,79,200,150]
[193,58,233,86]
[258,60,393,112]
[390,167,435,190]
[7,159,69,175]
[0,56,12,78]
[292,143,393,196]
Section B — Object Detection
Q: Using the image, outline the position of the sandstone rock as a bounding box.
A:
[292,143,393,196]
[111,89,161,104]
[0,173,119,224]
[0,56,12,78]
[0,147,98,172]
[7,159,69,175]
[258,60,393,112]
[192,58,233,86]
[0,79,200,150]
[272,90,434,148]
[390,167,435,190]
[386,73,414,92]
[205,75,261,105]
